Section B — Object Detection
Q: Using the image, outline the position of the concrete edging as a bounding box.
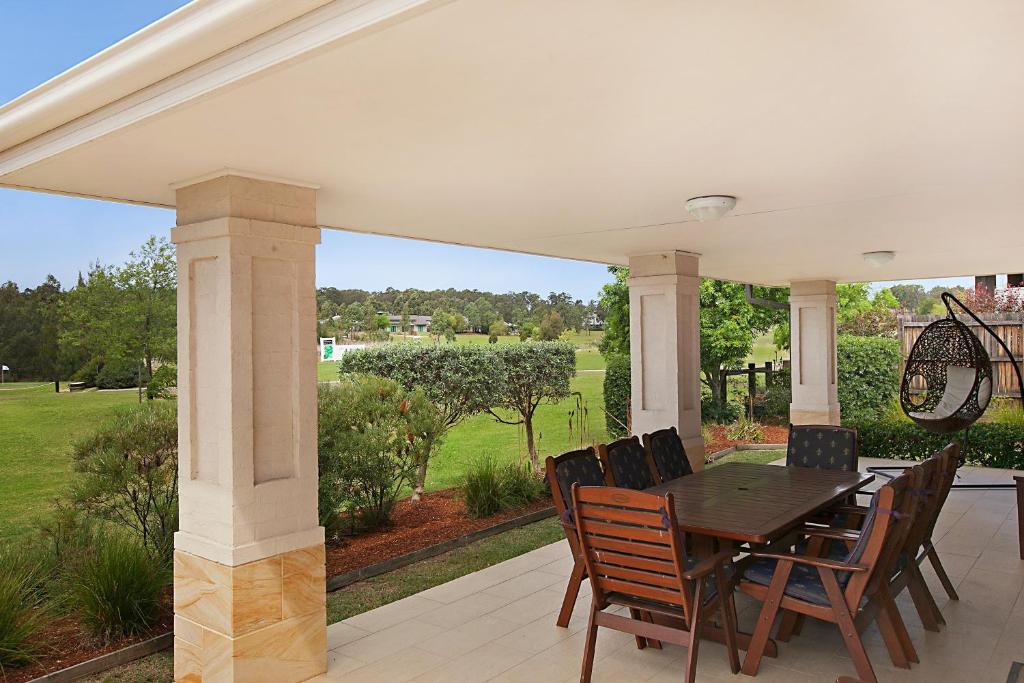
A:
[28,633,173,683]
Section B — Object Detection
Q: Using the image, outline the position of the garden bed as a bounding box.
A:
[325,487,553,578]
[703,423,788,456]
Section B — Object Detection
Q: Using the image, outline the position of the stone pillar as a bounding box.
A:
[170,173,325,683]
[789,280,840,425]
[628,252,704,472]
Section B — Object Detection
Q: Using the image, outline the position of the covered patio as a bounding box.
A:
[2,1,1024,681]
[318,459,1024,683]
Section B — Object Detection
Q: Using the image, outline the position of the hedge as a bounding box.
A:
[836,335,901,421]
[847,418,1024,469]
[603,353,630,438]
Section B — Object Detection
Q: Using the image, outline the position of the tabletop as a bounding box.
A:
[646,462,874,544]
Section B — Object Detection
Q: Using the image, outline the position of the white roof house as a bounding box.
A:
[2,2,1023,681]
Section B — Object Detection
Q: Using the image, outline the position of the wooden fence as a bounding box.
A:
[898,313,1024,397]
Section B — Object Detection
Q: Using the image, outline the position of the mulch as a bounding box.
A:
[325,488,553,578]
[704,423,789,457]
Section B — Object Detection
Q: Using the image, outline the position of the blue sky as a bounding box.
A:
[0,1,971,301]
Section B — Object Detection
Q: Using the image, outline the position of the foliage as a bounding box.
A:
[519,322,536,341]
[488,320,509,337]
[485,342,575,469]
[0,551,49,669]
[69,534,168,642]
[146,364,177,400]
[988,400,1024,428]
[846,418,1024,469]
[462,459,545,518]
[318,377,443,534]
[95,357,150,390]
[0,275,64,382]
[538,311,566,341]
[836,335,901,421]
[598,266,630,356]
[701,397,740,424]
[70,402,178,562]
[725,417,765,442]
[960,286,1024,313]
[763,369,791,419]
[603,353,631,437]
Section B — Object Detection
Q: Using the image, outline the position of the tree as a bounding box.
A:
[699,280,774,408]
[339,345,501,500]
[538,310,565,341]
[889,284,926,311]
[519,322,536,341]
[598,266,629,356]
[400,303,411,334]
[488,320,508,338]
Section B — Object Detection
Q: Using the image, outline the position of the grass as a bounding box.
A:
[709,449,786,467]
[0,384,137,542]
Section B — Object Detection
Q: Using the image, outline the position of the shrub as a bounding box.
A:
[701,397,740,424]
[71,356,104,387]
[318,376,443,536]
[70,402,178,563]
[0,548,50,667]
[725,417,765,442]
[837,335,901,421]
[463,459,545,518]
[763,369,791,420]
[70,535,168,642]
[603,353,630,437]
[95,358,150,390]
[846,418,1024,469]
[988,401,1024,428]
[146,363,177,400]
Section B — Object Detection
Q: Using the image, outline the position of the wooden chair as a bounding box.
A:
[544,447,606,628]
[598,436,659,490]
[571,484,739,683]
[737,470,916,683]
[786,424,859,471]
[643,426,694,484]
[918,443,962,603]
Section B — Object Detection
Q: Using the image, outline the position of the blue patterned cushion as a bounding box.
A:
[648,429,693,482]
[607,440,657,490]
[741,557,851,607]
[787,426,857,471]
[554,451,605,510]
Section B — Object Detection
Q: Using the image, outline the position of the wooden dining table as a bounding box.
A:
[644,461,875,658]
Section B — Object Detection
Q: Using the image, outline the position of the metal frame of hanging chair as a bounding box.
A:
[868,292,1024,490]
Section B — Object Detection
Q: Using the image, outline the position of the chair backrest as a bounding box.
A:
[786,424,858,472]
[545,448,605,542]
[923,442,961,542]
[841,470,914,607]
[599,436,659,490]
[643,427,693,483]
[571,484,696,621]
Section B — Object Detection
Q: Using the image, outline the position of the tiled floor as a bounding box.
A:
[312,458,1023,682]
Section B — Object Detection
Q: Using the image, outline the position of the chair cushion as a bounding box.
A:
[554,453,605,510]
[741,557,851,607]
[607,440,657,490]
[909,365,989,421]
[648,430,693,481]
[787,426,857,471]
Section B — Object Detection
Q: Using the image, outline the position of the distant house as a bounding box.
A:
[388,314,431,334]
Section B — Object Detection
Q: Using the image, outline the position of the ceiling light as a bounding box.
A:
[685,195,736,222]
[863,251,895,268]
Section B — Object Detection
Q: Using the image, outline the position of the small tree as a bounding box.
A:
[399,303,411,334]
[489,320,509,338]
[486,342,575,470]
[70,402,178,563]
[339,345,500,500]
[538,311,565,340]
[318,377,442,534]
[519,322,536,341]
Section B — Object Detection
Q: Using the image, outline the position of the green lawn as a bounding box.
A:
[0,384,138,542]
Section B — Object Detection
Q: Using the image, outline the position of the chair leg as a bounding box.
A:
[776,610,799,642]
[875,588,917,668]
[887,596,920,665]
[906,564,943,631]
[641,611,662,649]
[741,561,792,676]
[791,613,806,636]
[819,568,877,683]
[684,579,705,683]
[580,602,599,683]
[715,569,741,674]
[629,608,648,650]
[927,546,960,601]
[558,561,586,628]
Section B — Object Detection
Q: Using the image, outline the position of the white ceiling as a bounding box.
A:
[3,0,1024,285]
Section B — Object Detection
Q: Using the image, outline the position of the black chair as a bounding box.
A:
[786,424,858,472]
[598,436,658,490]
[643,426,693,483]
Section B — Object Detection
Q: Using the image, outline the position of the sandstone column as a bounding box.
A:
[628,252,704,472]
[171,173,325,683]
[788,280,841,425]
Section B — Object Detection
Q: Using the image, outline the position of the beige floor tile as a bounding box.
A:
[339,646,448,683]
[418,591,513,628]
[321,650,365,679]
[483,569,566,600]
[326,621,370,650]
[411,641,535,682]
[417,614,522,659]
[493,613,580,654]
[335,618,448,663]
[342,594,444,633]
[489,588,567,625]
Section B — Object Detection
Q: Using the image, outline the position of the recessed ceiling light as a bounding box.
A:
[685,195,736,222]
[863,251,895,268]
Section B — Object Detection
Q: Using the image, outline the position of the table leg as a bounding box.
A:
[1015,476,1024,561]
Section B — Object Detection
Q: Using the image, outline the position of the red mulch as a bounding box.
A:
[5,596,173,683]
[325,488,553,577]
[704,424,789,457]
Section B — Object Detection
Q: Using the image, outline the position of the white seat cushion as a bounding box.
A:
[909,365,988,421]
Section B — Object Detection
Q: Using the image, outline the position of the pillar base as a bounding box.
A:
[173,544,327,683]
[789,405,841,426]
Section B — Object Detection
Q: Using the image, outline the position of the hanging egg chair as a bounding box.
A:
[900,292,1020,435]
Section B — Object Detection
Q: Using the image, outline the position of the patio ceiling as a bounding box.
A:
[2,0,1024,285]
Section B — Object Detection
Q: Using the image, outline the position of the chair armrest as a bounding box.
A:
[832,504,870,515]
[748,550,869,573]
[798,526,861,542]
[682,549,735,580]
